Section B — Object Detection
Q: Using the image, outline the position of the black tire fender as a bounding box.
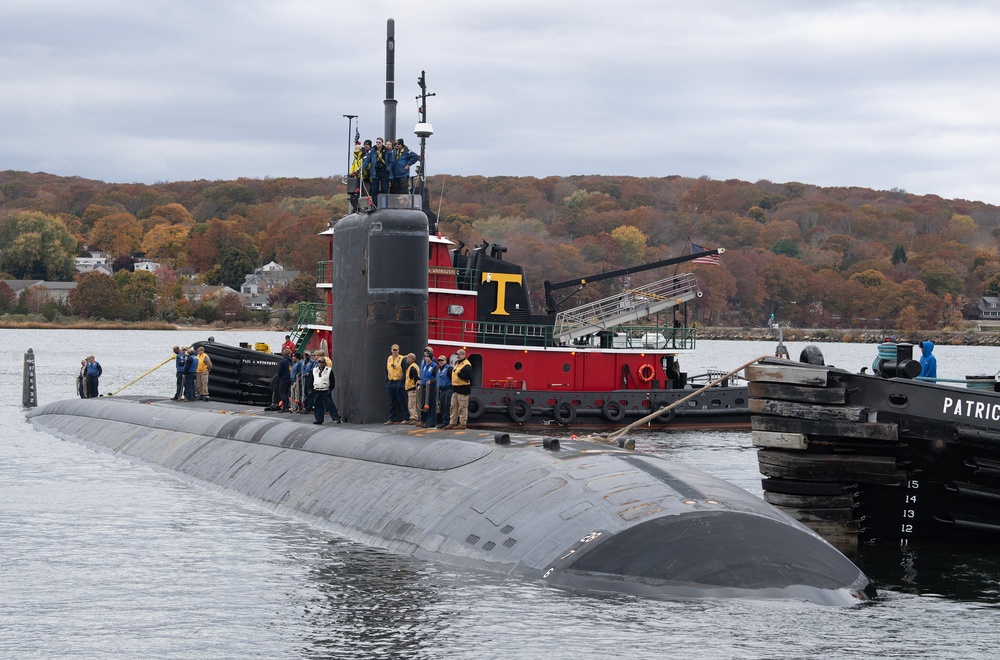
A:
[656,405,676,423]
[602,399,626,423]
[507,398,532,423]
[467,395,485,420]
[553,401,577,425]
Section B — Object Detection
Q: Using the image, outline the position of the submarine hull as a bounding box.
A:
[28,396,873,605]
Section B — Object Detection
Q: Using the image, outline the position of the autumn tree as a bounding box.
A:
[0,210,77,280]
[610,225,647,267]
[68,271,125,319]
[142,224,189,264]
[90,212,143,258]
[185,218,258,272]
[216,292,248,323]
[204,247,256,291]
[0,280,15,312]
[114,270,159,320]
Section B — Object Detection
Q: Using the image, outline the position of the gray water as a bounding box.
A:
[2,329,999,658]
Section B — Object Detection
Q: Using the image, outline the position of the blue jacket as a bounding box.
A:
[419,360,437,386]
[363,145,395,180]
[919,341,937,379]
[175,353,187,372]
[184,354,198,374]
[391,147,419,179]
[84,361,102,377]
[436,363,452,389]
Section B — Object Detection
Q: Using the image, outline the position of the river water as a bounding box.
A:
[2,329,999,658]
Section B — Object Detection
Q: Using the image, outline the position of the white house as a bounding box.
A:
[240,261,300,297]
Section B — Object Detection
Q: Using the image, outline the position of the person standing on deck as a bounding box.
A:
[919,341,937,381]
[311,350,341,425]
[195,346,212,401]
[445,349,473,430]
[290,353,304,411]
[172,346,186,401]
[84,355,102,398]
[77,359,86,398]
[404,353,421,425]
[385,344,405,424]
[275,348,293,412]
[183,348,198,401]
[434,356,452,429]
[419,353,438,428]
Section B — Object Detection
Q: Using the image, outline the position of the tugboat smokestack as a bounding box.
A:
[384,18,397,143]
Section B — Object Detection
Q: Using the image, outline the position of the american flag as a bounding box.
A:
[691,243,720,265]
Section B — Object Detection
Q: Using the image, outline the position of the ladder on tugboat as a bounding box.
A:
[552,272,701,345]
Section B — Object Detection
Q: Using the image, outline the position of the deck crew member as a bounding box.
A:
[919,341,937,381]
[311,350,341,425]
[385,344,406,424]
[195,346,212,401]
[83,355,102,398]
[419,353,438,428]
[445,349,473,430]
[183,348,198,401]
[434,356,452,429]
[390,139,419,194]
[404,353,421,425]
[364,137,394,201]
[172,346,186,401]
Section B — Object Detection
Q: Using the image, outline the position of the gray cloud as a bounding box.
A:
[2,0,999,203]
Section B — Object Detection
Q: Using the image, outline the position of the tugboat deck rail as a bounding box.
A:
[553,273,700,344]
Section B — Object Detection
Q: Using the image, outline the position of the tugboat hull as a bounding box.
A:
[748,357,1000,552]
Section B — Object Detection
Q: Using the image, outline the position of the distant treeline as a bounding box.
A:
[2,169,999,330]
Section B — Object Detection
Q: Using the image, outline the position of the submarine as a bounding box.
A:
[25,19,875,605]
[28,396,873,605]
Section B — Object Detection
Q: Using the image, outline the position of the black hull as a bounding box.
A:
[194,341,751,432]
[194,340,280,406]
[468,385,749,431]
[26,395,873,605]
[747,358,1000,552]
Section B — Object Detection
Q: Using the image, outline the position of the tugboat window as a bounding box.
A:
[514,362,522,370]
[563,364,571,372]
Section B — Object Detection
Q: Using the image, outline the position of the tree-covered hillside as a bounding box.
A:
[2,169,997,329]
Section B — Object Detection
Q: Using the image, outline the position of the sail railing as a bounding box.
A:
[294,301,333,329]
[316,261,333,284]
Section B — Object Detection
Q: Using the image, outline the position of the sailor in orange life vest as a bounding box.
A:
[444,349,474,430]
[384,344,406,424]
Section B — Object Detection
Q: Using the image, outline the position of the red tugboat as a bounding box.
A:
[203,24,748,431]
[287,79,747,429]
[292,231,747,430]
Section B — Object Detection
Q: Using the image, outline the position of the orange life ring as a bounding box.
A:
[637,363,655,383]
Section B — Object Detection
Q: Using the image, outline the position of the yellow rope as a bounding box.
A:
[108,355,175,396]
[606,355,771,445]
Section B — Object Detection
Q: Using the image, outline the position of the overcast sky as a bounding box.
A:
[3,1,1000,204]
